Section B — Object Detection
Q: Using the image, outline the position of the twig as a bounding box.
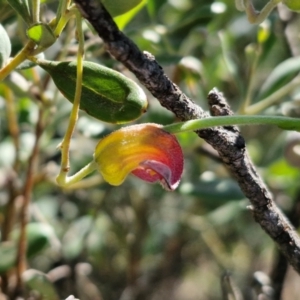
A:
[2,86,21,243]
[73,0,300,273]
[221,271,243,300]
[15,107,44,296]
[270,190,300,299]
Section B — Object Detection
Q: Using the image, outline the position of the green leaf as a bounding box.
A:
[26,222,53,258]
[284,0,300,11]
[101,0,144,17]
[11,222,53,259]
[26,23,56,48]
[180,179,245,210]
[23,269,59,300]
[114,0,147,30]
[37,60,148,124]
[0,23,11,68]
[258,56,300,99]
[6,0,32,25]
[62,216,93,259]
[147,0,166,19]
[0,242,17,274]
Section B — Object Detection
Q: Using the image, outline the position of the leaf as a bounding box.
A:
[6,0,32,25]
[101,0,144,17]
[258,56,300,99]
[147,0,166,19]
[0,23,11,68]
[284,0,300,11]
[23,269,59,300]
[11,222,53,258]
[179,179,245,209]
[0,242,17,274]
[27,23,56,48]
[62,216,93,259]
[26,222,53,258]
[114,0,147,30]
[37,60,148,124]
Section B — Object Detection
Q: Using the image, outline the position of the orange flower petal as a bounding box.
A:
[93,123,183,190]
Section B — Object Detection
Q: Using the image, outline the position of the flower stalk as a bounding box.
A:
[163,115,300,134]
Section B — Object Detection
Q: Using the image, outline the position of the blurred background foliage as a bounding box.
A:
[1,0,300,299]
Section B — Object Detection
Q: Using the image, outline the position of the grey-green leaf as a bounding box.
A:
[258,57,300,99]
[37,60,148,124]
[23,269,59,300]
[0,23,11,68]
[0,242,17,274]
[6,0,32,25]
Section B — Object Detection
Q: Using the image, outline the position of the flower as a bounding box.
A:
[94,123,183,190]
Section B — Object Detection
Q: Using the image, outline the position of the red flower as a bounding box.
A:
[94,123,183,190]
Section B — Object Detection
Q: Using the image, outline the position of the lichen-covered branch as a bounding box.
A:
[73,0,300,273]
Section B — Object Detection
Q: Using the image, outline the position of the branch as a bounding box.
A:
[73,0,300,273]
[15,108,44,296]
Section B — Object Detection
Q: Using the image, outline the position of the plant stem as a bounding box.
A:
[3,86,20,170]
[15,108,44,295]
[57,160,98,187]
[245,78,300,115]
[163,115,300,134]
[56,0,71,26]
[60,173,103,190]
[239,44,261,113]
[0,41,36,81]
[32,0,40,23]
[53,4,77,37]
[1,87,21,247]
[56,11,84,185]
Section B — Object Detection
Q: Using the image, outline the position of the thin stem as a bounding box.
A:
[15,108,44,295]
[219,31,242,94]
[53,4,77,37]
[32,0,40,23]
[1,87,21,245]
[3,86,20,170]
[56,160,98,187]
[163,115,300,134]
[60,174,103,190]
[245,78,300,115]
[56,0,72,26]
[0,41,36,81]
[239,44,261,113]
[242,0,281,24]
[56,11,84,185]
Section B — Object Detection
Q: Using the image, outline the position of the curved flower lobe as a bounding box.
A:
[94,123,183,190]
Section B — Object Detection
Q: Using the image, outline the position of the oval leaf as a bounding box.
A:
[37,60,148,124]
[258,57,300,99]
[101,0,143,16]
[0,242,17,274]
[26,222,53,258]
[0,23,11,68]
[11,222,53,258]
[23,269,59,300]
[27,23,56,48]
[284,0,300,11]
[6,0,32,25]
